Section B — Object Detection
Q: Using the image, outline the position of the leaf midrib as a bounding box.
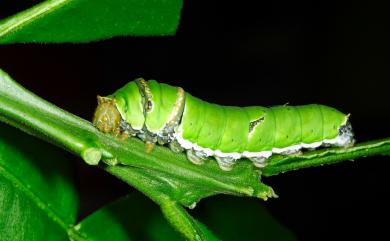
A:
[0,159,108,241]
[0,162,68,228]
[0,0,71,37]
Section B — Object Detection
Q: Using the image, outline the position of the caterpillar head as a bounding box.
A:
[93,96,121,134]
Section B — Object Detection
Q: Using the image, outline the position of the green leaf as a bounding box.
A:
[0,0,183,44]
[71,192,220,241]
[0,123,78,240]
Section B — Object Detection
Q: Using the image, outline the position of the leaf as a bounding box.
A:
[0,0,183,44]
[72,192,220,241]
[0,123,78,240]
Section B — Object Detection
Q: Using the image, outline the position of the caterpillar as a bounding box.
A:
[93,78,354,171]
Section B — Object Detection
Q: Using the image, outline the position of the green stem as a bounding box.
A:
[105,165,217,241]
[160,201,207,241]
[0,69,104,163]
[263,138,390,176]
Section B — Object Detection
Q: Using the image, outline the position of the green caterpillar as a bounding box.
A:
[93,78,354,171]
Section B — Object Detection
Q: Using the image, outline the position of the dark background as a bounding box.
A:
[1,1,389,240]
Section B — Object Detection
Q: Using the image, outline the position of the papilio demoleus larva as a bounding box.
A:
[93,78,354,171]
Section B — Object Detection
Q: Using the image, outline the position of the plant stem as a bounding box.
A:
[263,138,390,176]
[105,165,217,241]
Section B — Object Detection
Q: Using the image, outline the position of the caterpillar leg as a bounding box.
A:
[113,127,121,137]
[215,156,236,171]
[119,131,130,141]
[186,149,206,165]
[138,131,157,153]
[145,142,155,153]
[169,139,184,153]
[119,119,138,137]
[249,156,268,168]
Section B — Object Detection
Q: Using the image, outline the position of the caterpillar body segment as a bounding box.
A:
[93,79,354,171]
[109,81,145,131]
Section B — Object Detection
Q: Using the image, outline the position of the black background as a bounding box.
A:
[1,1,389,240]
